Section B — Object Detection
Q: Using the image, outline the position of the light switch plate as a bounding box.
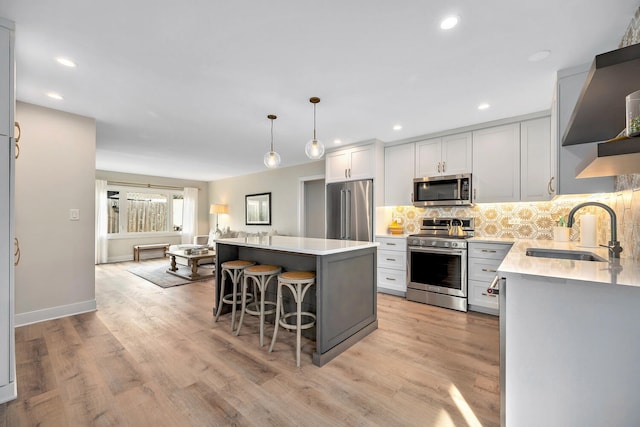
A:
[69,209,80,221]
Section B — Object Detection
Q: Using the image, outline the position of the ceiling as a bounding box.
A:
[1,1,638,181]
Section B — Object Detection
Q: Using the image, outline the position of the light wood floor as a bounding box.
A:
[0,259,500,426]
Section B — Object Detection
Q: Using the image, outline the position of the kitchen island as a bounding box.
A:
[214,236,379,367]
[497,239,640,426]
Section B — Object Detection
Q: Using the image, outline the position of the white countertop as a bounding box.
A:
[217,236,379,256]
[498,239,640,288]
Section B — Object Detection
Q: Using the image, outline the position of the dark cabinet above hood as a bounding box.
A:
[563,43,640,146]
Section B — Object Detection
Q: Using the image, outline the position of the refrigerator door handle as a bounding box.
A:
[340,189,346,239]
[345,188,351,239]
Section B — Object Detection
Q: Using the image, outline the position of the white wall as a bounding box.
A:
[209,161,324,236]
[95,170,210,262]
[14,102,96,325]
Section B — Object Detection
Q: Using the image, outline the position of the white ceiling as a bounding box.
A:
[1,1,638,181]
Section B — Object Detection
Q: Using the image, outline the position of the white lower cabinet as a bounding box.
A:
[467,241,512,315]
[376,235,406,296]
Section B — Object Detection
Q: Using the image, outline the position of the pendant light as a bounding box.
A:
[263,114,281,168]
[305,97,325,159]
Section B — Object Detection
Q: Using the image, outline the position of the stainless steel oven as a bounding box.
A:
[406,217,473,312]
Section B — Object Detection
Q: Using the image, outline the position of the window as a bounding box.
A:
[107,187,183,235]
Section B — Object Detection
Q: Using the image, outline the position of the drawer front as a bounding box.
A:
[377,267,407,292]
[468,257,501,282]
[468,279,499,310]
[378,249,406,269]
[468,242,512,260]
[376,236,406,251]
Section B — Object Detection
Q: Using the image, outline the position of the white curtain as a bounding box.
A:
[95,179,109,264]
[182,187,198,244]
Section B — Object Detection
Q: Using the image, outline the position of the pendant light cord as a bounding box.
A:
[270,118,275,152]
[313,103,317,141]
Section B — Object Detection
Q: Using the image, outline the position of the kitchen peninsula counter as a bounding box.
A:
[214,236,379,367]
[496,238,640,425]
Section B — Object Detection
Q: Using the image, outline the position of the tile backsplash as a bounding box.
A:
[387,185,639,261]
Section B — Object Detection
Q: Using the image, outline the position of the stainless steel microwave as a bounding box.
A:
[412,173,472,207]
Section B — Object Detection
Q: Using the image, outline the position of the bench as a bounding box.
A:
[133,243,170,262]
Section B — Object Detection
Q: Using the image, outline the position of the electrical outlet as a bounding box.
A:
[69,209,80,221]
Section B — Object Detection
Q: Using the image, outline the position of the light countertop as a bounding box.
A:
[498,239,640,288]
[216,236,378,256]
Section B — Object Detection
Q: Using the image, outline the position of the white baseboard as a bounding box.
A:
[15,299,97,327]
[0,380,17,404]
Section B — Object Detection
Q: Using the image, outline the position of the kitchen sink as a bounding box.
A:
[525,248,608,262]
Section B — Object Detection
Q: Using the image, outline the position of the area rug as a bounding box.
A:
[127,263,215,288]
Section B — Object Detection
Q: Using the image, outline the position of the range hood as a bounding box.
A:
[563,43,640,178]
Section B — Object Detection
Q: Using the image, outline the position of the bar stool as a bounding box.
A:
[235,264,282,346]
[269,271,316,367]
[214,260,255,331]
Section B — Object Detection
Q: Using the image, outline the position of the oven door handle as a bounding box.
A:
[408,246,466,256]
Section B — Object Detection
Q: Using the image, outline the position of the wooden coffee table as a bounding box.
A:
[166,249,216,281]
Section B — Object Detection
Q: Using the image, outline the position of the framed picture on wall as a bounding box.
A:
[245,192,271,225]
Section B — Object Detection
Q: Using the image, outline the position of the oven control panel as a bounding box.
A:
[408,237,467,249]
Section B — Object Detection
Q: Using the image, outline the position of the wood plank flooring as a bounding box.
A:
[0,259,500,426]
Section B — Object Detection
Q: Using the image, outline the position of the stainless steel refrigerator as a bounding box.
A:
[326,179,373,242]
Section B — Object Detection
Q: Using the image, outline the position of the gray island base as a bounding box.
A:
[214,236,379,367]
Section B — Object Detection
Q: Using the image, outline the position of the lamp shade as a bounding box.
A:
[210,204,228,214]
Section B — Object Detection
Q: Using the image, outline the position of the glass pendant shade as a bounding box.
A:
[305,138,325,159]
[264,114,281,168]
[264,150,281,168]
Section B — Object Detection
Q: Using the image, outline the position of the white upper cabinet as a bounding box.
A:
[415,132,472,177]
[472,123,520,203]
[326,143,377,183]
[553,65,613,194]
[520,117,553,201]
[384,143,415,206]
[0,23,13,137]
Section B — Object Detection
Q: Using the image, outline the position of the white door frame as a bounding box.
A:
[298,174,325,237]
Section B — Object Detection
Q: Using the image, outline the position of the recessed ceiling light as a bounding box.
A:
[393,124,403,131]
[55,57,77,68]
[333,139,342,145]
[47,92,64,100]
[478,103,490,110]
[528,50,551,62]
[440,15,459,30]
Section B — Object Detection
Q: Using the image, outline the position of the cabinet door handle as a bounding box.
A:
[14,238,20,266]
[385,277,396,281]
[482,268,497,273]
[481,292,496,298]
[344,169,348,179]
[14,121,21,159]
[437,162,441,173]
[481,249,497,253]
[547,176,555,195]
[386,258,397,262]
[386,243,397,246]
[348,168,351,178]
[473,188,477,200]
[442,161,445,173]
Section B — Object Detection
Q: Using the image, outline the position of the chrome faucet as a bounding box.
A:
[567,202,623,259]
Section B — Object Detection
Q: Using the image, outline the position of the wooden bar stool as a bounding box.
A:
[235,264,282,346]
[214,260,255,331]
[269,271,316,367]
